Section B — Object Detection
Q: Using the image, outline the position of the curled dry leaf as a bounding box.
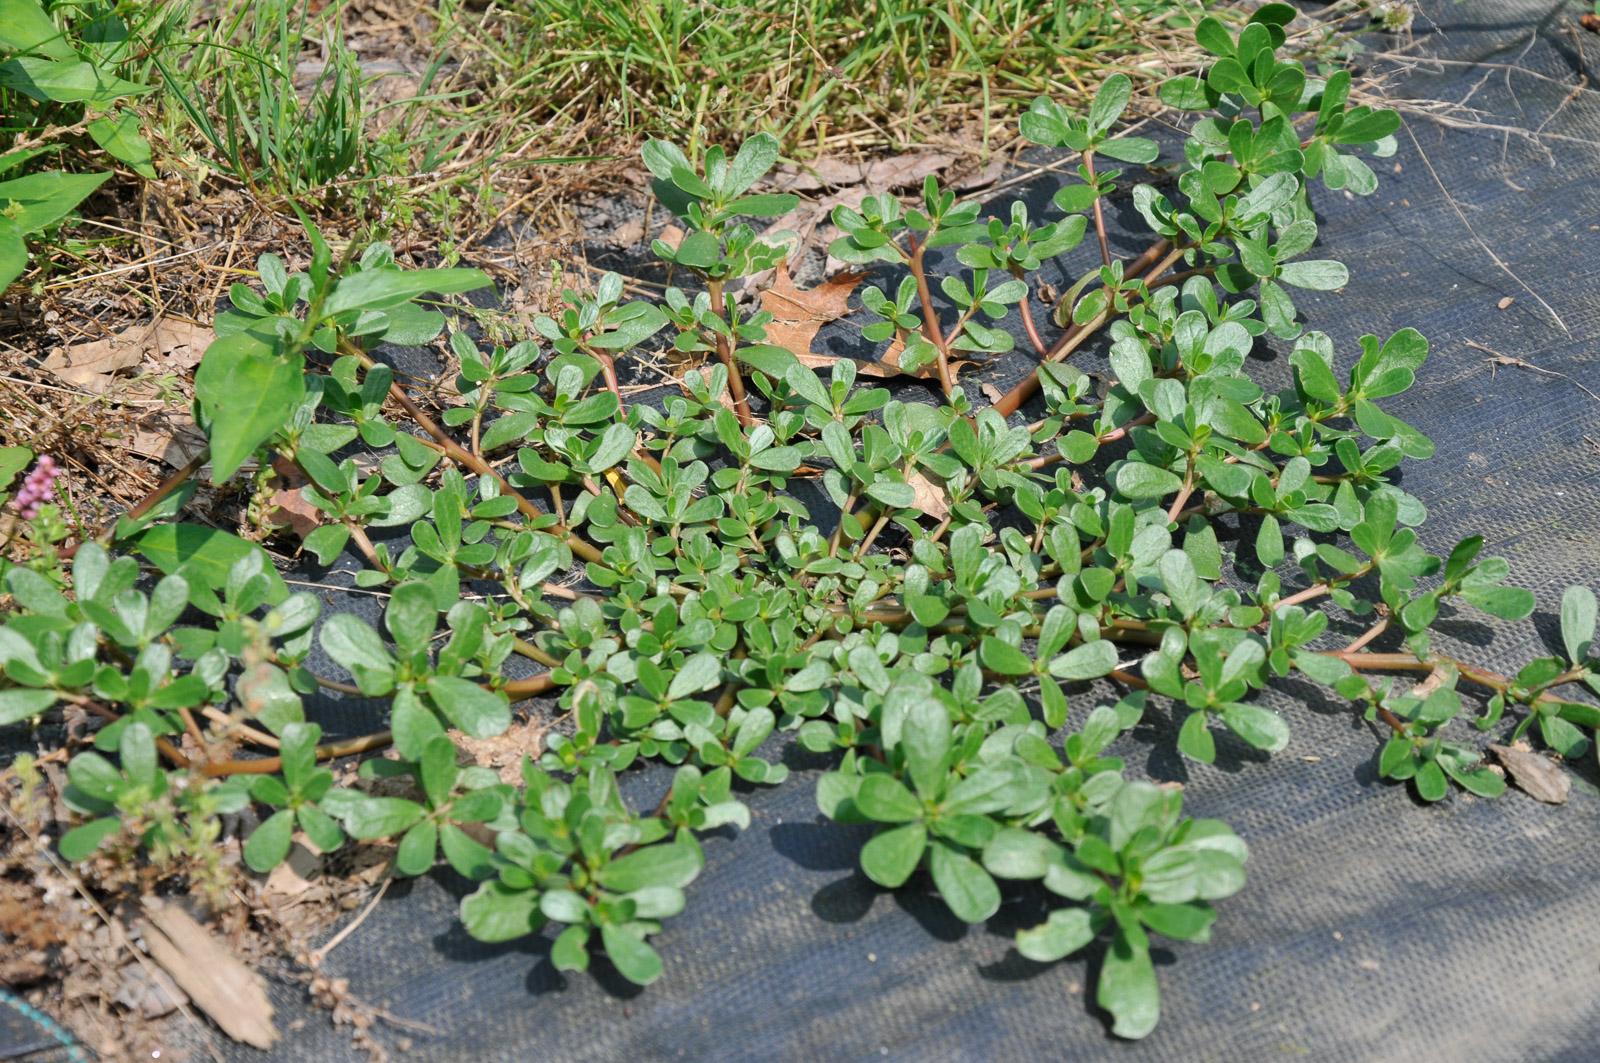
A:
[265,454,323,538]
[261,838,324,906]
[268,488,324,538]
[130,422,207,470]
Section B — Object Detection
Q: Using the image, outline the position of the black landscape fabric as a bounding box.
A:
[13,0,1600,1060]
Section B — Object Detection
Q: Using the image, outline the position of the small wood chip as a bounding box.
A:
[609,216,647,247]
[1488,743,1570,804]
[137,896,279,1048]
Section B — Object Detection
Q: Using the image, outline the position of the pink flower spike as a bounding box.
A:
[11,455,61,518]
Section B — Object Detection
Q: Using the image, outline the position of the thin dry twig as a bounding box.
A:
[1401,123,1570,336]
[1466,339,1600,403]
[310,874,393,965]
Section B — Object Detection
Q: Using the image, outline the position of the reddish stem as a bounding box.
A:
[1343,617,1389,654]
[345,345,604,565]
[1013,271,1050,358]
[1083,151,1113,269]
[1165,462,1196,524]
[707,280,754,426]
[992,240,1181,418]
[908,236,956,397]
[594,351,626,415]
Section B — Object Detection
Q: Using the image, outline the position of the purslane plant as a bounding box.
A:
[4,5,1599,1040]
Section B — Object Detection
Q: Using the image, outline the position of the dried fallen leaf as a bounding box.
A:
[957,157,1009,192]
[760,261,866,354]
[452,718,549,785]
[268,487,323,538]
[43,339,143,392]
[137,896,278,1048]
[906,469,949,521]
[261,838,324,906]
[759,262,920,380]
[771,152,955,192]
[862,152,956,190]
[1489,743,1570,804]
[264,455,323,538]
[43,318,212,392]
[130,422,207,469]
[768,158,868,192]
[146,319,212,369]
[791,348,902,378]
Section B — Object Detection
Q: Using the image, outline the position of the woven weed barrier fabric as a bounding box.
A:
[9,1,1597,1060]
[0,995,77,1063]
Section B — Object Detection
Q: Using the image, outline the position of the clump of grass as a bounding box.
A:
[151,0,480,224]
[156,0,366,199]
[442,0,1216,159]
